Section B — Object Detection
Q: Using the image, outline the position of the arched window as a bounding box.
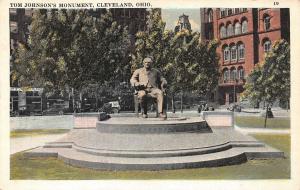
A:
[264,14,271,31]
[237,43,245,60]
[234,22,241,35]
[227,23,234,36]
[208,9,213,22]
[242,20,248,33]
[223,69,229,82]
[263,40,272,52]
[223,46,230,62]
[228,9,233,15]
[220,25,227,38]
[230,67,237,80]
[238,67,244,79]
[230,45,237,61]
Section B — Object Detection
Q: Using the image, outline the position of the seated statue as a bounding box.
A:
[130,57,167,119]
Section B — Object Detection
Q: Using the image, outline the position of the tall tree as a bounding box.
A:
[242,39,290,127]
[12,9,130,98]
[132,9,220,112]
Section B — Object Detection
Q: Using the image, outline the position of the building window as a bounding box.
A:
[263,40,272,52]
[227,24,234,36]
[208,9,213,22]
[230,46,237,61]
[235,8,240,14]
[230,68,237,80]
[242,20,248,33]
[10,21,18,33]
[223,69,229,82]
[264,15,271,31]
[238,43,245,60]
[238,67,244,79]
[121,9,125,17]
[125,9,130,17]
[220,8,226,18]
[223,47,230,62]
[220,25,227,38]
[234,22,241,35]
[228,9,233,16]
[242,8,248,12]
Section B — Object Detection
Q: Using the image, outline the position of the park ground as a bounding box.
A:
[10,114,290,180]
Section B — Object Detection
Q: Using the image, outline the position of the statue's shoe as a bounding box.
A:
[159,113,167,119]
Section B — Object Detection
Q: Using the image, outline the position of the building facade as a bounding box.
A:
[201,8,290,105]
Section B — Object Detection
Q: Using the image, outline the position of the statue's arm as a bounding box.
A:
[130,70,140,87]
[158,71,167,88]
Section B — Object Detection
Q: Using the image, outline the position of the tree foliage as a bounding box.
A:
[132,9,220,98]
[12,9,130,97]
[242,39,290,106]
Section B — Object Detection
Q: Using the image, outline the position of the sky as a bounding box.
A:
[161,9,201,32]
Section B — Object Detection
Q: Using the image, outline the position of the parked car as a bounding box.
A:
[174,101,191,110]
[227,104,242,112]
[197,101,214,113]
[42,104,65,115]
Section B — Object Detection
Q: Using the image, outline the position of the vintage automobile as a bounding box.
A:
[42,104,65,115]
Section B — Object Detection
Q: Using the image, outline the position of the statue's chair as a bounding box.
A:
[133,90,167,117]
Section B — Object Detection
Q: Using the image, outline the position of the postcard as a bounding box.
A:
[0,0,299,190]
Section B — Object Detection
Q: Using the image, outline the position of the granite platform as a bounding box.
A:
[25,115,285,170]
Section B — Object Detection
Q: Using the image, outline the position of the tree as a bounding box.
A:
[132,9,220,113]
[12,9,130,110]
[242,39,290,127]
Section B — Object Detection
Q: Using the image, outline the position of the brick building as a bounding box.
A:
[200,8,289,105]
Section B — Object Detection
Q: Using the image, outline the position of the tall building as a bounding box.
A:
[175,14,192,33]
[201,8,290,105]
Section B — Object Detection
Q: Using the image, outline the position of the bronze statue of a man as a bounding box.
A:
[130,57,167,118]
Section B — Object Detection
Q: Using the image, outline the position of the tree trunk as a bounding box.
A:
[79,91,82,113]
[96,97,99,111]
[72,88,75,113]
[180,92,183,113]
[264,104,268,128]
[172,94,175,113]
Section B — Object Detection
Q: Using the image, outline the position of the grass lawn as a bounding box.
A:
[11,129,70,138]
[235,116,290,129]
[10,134,290,180]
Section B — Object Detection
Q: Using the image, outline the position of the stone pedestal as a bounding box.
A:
[25,114,284,171]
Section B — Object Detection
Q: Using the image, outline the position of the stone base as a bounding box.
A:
[25,116,285,171]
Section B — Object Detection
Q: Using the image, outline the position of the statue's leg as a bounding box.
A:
[138,90,147,114]
[148,88,164,113]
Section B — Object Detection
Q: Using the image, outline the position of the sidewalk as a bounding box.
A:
[10,134,66,155]
[234,125,290,135]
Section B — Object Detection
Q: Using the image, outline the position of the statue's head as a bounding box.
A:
[143,57,153,70]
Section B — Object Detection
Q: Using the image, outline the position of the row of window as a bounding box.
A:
[223,67,245,82]
[220,20,248,38]
[223,43,245,62]
[219,8,248,18]
[222,39,272,63]
[206,8,248,23]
